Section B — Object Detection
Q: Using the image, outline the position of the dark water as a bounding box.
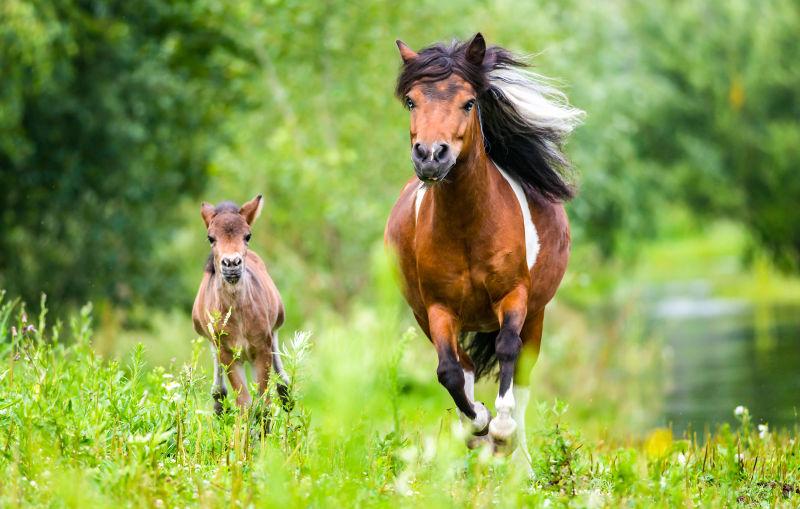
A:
[648,285,800,434]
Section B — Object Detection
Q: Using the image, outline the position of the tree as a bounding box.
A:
[0,0,249,309]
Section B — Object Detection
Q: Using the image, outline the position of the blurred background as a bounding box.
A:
[1,0,799,438]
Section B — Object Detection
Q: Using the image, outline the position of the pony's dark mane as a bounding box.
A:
[396,39,583,202]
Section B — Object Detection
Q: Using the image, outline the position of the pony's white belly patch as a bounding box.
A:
[414,181,427,222]
[495,166,539,269]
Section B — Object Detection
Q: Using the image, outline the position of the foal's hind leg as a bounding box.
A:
[489,286,528,455]
[271,331,292,409]
[428,306,491,434]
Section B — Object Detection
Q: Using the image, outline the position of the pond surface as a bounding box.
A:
[647,282,800,435]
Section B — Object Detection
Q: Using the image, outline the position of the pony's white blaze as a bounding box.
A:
[414,181,427,222]
[495,166,539,269]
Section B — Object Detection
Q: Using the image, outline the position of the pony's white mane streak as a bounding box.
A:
[488,67,585,138]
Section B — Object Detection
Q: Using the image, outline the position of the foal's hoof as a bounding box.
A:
[213,401,225,415]
[489,415,518,456]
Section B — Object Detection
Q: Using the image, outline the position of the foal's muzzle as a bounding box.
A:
[412,141,455,182]
[220,255,243,284]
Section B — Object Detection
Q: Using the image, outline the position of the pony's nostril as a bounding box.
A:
[413,142,429,161]
[434,143,449,162]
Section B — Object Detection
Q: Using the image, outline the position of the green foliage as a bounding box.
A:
[3,296,800,507]
[0,0,248,310]
[628,0,800,269]
[2,0,798,317]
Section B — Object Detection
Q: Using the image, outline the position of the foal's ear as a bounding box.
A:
[201,202,216,228]
[396,39,418,63]
[239,194,263,225]
[465,32,486,66]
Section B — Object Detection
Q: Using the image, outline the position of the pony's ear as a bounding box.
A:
[239,194,263,225]
[201,202,215,228]
[396,39,418,63]
[465,32,486,66]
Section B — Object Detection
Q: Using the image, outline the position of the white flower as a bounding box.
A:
[659,476,667,490]
[734,405,747,417]
[542,499,552,508]
[677,452,687,466]
[758,424,769,439]
[735,453,744,462]
[163,381,181,392]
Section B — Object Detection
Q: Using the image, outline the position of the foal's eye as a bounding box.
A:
[463,99,476,112]
[404,96,415,110]
[244,233,251,243]
[207,235,215,244]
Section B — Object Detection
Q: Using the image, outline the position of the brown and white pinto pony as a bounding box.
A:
[192,195,289,414]
[385,34,583,461]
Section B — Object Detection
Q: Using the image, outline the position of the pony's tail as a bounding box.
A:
[461,330,501,380]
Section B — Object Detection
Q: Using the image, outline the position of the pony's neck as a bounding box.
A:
[429,119,493,222]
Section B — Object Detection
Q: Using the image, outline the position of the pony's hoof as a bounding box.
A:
[467,433,493,450]
[469,402,491,434]
[489,415,518,456]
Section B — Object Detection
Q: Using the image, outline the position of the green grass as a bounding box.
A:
[2,291,800,508]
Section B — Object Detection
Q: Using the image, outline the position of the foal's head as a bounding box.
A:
[200,195,263,285]
[395,33,489,183]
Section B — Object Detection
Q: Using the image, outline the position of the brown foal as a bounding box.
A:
[385,34,583,460]
[192,195,289,414]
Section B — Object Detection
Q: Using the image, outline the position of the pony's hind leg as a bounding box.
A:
[428,306,491,434]
[511,308,544,468]
[488,286,528,455]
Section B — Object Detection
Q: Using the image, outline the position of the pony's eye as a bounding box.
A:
[404,96,415,110]
[244,233,251,242]
[463,99,476,112]
[207,235,215,244]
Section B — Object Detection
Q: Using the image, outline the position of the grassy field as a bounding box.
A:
[2,285,800,509]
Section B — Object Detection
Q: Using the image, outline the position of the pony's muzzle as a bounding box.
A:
[412,141,454,182]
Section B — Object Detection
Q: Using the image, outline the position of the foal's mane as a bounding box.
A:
[396,39,584,202]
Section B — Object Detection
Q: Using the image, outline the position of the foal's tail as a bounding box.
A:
[461,330,501,381]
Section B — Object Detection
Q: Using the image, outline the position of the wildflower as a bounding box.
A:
[758,424,769,439]
[677,452,687,466]
[10,326,17,338]
[163,381,181,392]
[734,405,747,417]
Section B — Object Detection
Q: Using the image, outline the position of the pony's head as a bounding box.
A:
[200,195,263,285]
[395,33,584,200]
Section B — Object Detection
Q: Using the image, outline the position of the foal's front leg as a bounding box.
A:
[489,286,528,455]
[428,305,490,435]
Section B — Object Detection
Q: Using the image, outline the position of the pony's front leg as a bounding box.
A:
[489,287,528,455]
[428,306,491,435]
